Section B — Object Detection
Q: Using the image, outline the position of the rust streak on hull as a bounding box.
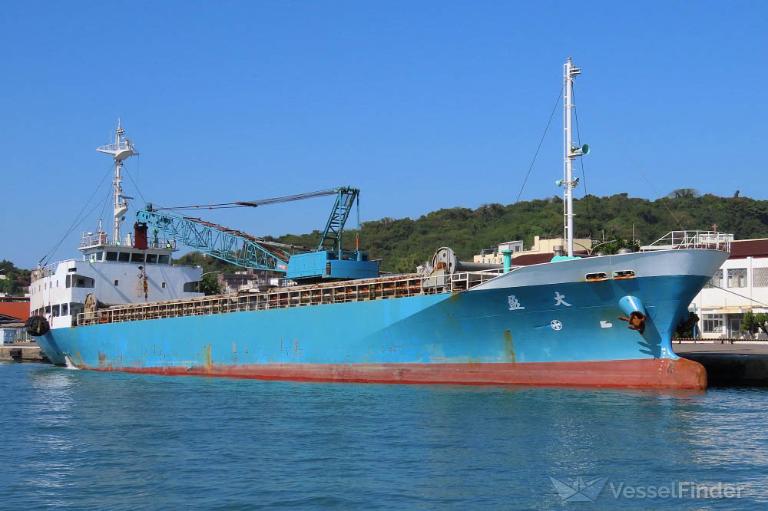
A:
[84,358,707,390]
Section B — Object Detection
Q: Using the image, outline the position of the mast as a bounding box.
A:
[562,58,588,257]
[97,120,138,245]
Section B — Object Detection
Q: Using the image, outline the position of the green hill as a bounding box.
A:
[9,193,766,292]
[171,191,768,276]
[274,192,768,273]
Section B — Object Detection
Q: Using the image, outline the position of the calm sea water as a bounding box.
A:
[2,363,768,510]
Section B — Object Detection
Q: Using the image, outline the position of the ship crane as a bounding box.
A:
[135,187,379,282]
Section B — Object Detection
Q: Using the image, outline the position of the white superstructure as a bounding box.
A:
[29,122,203,329]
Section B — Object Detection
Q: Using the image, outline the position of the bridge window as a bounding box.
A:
[158,255,170,264]
[146,254,158,264]
[131,252,145,263]
[118,252,130,262]
[67,274,94,288]
[76,276,94,288]
[61,303,69,316]
[106,252,118,261]
[70,303,84,317]
[52,305,60,317]
[183,281,200,292]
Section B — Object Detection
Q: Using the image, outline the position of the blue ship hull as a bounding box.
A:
[36,249,728,389]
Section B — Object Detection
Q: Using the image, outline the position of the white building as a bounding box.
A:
[692,239,768,339]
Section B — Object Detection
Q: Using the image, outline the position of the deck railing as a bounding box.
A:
[641,231,732,252]
[76,270,501,327]
[79,232,177,250]
[30,263,59,282]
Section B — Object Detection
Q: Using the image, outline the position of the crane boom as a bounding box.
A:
[136,186,376,282]
[136,208,289,272]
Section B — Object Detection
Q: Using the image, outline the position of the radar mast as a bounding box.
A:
[96,120,138,245]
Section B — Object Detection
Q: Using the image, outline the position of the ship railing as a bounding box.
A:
[30,263,59,282]
[79,232,177,250]
[79,232,110,248]
[74,270,501,327]
[640,231,733,252]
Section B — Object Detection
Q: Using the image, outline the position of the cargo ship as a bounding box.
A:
[27,59,730,389]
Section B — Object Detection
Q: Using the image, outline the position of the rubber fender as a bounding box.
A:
[25,315,50,337]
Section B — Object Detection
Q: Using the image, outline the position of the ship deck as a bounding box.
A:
[76,271,501,327]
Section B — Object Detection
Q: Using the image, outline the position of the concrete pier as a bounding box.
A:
[0,343,49,364]
[675,342,768,387]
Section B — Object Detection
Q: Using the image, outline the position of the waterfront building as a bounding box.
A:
[473,236,592,266]
[216,270,282,294]
[0,298,30,344]
[691,239,768,339]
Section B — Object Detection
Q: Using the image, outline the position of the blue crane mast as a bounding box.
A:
[318,187,358,257]
[136,187,378,283]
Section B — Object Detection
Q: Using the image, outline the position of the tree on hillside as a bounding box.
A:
[0,260,31,295]
[668,188,700,199]
[13,193,768,278]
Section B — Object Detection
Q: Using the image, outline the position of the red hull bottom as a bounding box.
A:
[88,358,707,390]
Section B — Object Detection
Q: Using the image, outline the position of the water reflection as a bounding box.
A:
[1,364,768,509]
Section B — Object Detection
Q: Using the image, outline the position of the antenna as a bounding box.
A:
[97,120,138,245]
[561,58,589,257]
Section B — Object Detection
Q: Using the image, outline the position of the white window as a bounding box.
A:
[753,268,768,288]
[71,275,95,288]
[727,268,747,288]
[702,315,724,333]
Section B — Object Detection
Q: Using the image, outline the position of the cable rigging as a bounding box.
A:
[38,164,115,266]
[571,87,593,226]
[514,87,563,204]
[152,187,350,212]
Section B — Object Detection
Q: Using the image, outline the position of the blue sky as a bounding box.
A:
[1,1,766,267]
